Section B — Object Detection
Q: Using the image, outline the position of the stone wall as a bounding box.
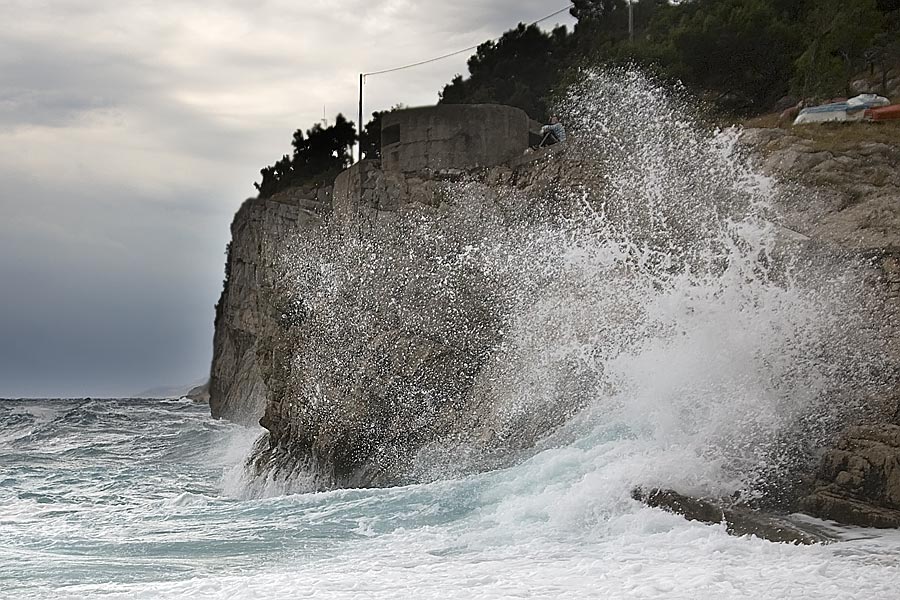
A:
[381,104,530,173]
[331,159,389,232]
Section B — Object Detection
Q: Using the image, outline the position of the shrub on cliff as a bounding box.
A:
[645,0,804,112]
[359,111,383,161]
[792,0,887,99]
[255,114,356,198]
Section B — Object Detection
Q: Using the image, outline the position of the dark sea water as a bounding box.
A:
[4,69,899,600]
[1,397,898,599]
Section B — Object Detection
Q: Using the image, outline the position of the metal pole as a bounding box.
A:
[358,73,364,162]
[628,0,634,43]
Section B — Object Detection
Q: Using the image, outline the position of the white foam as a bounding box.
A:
[6,69,898,600]
[41,510,900,600]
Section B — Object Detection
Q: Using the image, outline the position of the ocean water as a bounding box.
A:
[1,397,899,599]
[4,70,900,598]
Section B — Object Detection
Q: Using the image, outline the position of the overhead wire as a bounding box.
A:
[356,3,574,162]
[362,3,574,78]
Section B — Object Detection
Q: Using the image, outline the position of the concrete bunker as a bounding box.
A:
[380,104,530,173]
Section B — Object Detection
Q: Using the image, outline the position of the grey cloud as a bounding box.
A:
[0,89,114,129]
[0,169,228,398]
[0,34,147,129]
[0,0,574,397]
[0,35,256,164]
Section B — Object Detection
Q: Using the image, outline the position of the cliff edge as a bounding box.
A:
[210,101,900,526]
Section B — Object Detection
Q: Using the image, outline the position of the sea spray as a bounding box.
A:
[5,71,900,600]
[6,397,900,599]
[242,68,892,504]
[474,68,895,503]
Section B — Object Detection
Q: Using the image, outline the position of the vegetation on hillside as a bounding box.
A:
[439,23,574,119]
[442,0,899,117]
[254,0,900,196]
[255,114,356,198]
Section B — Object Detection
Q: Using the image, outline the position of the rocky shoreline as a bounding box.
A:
[800,424,900,528]
[209,104,900,532]
[745,124,900,529]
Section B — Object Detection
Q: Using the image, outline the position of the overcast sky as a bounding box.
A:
[0,0,575,398]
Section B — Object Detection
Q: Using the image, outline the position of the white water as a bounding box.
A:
[2,399,899,599]
[3,70,899,598]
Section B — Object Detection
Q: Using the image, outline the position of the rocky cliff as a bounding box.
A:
[210,97,900,526]
[744,125,900,360]
[209,186,331,426]
[741,124,900,526]
[800,424,900,527]
[213,104,589,486]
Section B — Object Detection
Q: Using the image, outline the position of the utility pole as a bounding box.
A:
[628,0,634,43]
[358,73,364,162]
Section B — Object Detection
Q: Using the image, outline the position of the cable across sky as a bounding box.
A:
[363,3,574,78]
[356,2,574,161]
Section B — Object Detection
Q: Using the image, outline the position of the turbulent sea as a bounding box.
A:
[1,397,899,599]
[4,70,900,598]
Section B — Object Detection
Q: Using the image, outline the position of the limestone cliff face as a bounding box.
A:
[740,126,900,526]
[209,187,331,425]
[246,149,583,487]
[211,105,589,485]
[211,104,553,455]
[210,104,900,524]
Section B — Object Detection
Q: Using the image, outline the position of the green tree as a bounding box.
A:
[359,111,384,160]
[570,0,671,65]
[439,23,573,119]
[571,0,667,42]
[793,0,885,98]
[433,0,897,118]
[255,114,356,198]
[648,0,804,112]
[256,154,294,199]
[291,113,357,176]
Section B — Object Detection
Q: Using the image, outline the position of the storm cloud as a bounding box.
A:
[0,0,574,397]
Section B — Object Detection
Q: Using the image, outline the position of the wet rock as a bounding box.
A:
[185,381,210,403]
[632,488,835,545]
[800,424,900,528]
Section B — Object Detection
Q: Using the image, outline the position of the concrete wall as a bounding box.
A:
[381,104,529,173]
